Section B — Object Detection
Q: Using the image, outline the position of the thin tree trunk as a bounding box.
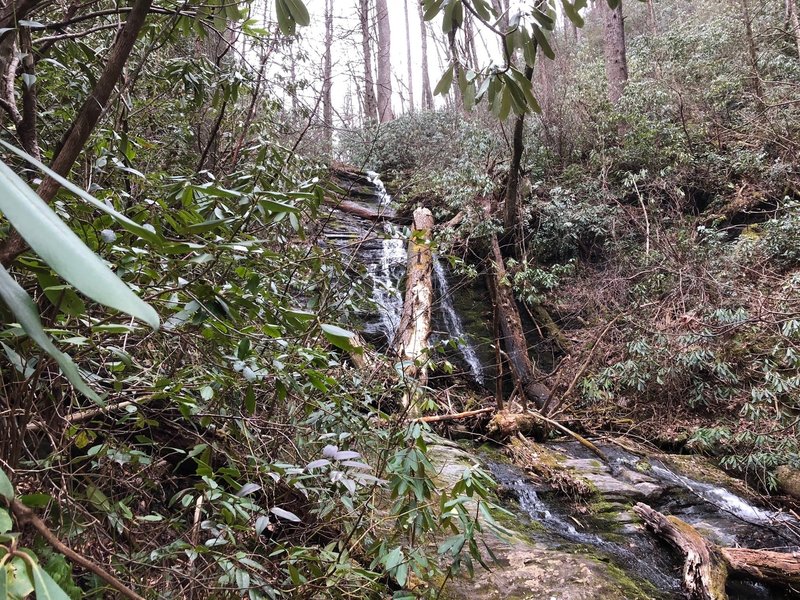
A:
[375,0,394,122]
[504,65,533,237]
[464,12,480,69]
[403,0,415,112]
[0,0,153,266]
[447,28,463,110]
[488,234,550,410]
[359,0,378,122]
[601,0,628,104]
[418,2,434,110]
[323,0,333,151]
[647,0,657,34]
[740,0,763,100]
[789,0,800,57]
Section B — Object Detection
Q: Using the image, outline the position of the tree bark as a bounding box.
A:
[394,208,434,411]
[418,1,434,110]
[0,0,153,267]
[487,234,550,410]
[788,0,800,58]
[322,0,333,152]
[600,0,628,105]
[634,503,800,599]
[503,65,533,237]
[740,0,763,100]
[403,0,415,112]
[359,0,378,122]
[375,0,394,122]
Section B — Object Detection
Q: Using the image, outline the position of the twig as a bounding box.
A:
[542,314,621,416]
[26,395,154,431]
[10,499,145,600]
[414,407,495,423]
[523,412,609,463]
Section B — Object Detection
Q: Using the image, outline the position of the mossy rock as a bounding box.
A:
[776,465,800,500]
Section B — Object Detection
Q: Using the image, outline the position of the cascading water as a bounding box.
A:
[361,173,406,346]
[432,256,485,384]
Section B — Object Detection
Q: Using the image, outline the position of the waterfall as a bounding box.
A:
[432,256,485,385]
[362,174,406,346]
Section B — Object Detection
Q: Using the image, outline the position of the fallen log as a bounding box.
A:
[633,502,800,599]
[324,198,404,223]
[487,234,550,409]
[394,207,434,413]
[720,547,800,588]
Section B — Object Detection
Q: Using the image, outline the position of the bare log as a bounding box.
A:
[326,198,405,223]
[414,407,494,423]
[394,207,434,412]
[720,547,800,588]
[487,234,550,409]
[634,503,800,598]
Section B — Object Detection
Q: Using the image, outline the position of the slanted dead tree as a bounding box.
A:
[394,208,434,413]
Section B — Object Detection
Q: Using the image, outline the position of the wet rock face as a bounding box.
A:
[427,443,653,600]
[444,546,645,600]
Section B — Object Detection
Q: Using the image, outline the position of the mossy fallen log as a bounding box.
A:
[634,502,800,599]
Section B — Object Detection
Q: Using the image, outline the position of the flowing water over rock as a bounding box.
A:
[328,170,800,598]
[484,440,800,599]
[432,256,485,384]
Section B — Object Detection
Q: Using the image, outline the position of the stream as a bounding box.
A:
[327,171,800,599]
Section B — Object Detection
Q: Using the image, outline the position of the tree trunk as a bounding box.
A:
[634,503,800,599]
[359,0,378,122]
[394,208,434,412]
[503,65,533,237]
[418,2,434,110]
[740,0,763,100]
[322,0,333,152]
[403,0,415,112]
[601,0,628,105]
[788,0,800,58]
[375,0,394,122]
[487,234,550,410]
[0,0,153,266]
[447,28,463,110]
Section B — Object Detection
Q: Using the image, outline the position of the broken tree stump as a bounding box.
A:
[393,207,434,413]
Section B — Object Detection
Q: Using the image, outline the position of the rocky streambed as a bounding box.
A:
[429,437,800,600]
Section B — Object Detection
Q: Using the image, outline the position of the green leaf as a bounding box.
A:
[36,271,86,317]
[321,323,357,352]
[0,159,159,329]
[6,557,33,599]
[0,140,162,247]
[561,0,585,27]
[607,0,620,8]
[509,67,541,113]
[0,264,102,403]
[532,26,555,60]
[0,563,7,600]
[0,508,12,533]
[275,0,295,35]
[270,506,301,522]
[284,0,309,26]
[244,384,256,414]
[0,466,13,500]
[423,0,445,21]
[31,562,72,600]
[433,65,454,97]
